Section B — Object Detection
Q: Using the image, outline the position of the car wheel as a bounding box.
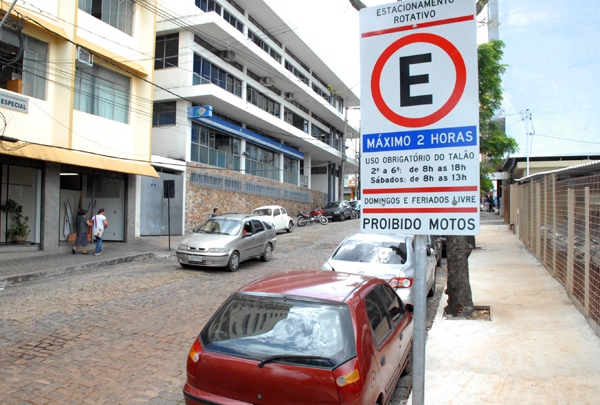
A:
[339,214,345,222]
[261,243,272,262]
[226,251,240,272]
[286,221,293,233]
[427,269,437,297]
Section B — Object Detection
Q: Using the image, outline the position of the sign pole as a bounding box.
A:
[413,235,428,405]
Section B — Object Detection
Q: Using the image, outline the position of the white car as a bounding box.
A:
[321,233,438,306]
[252,205,294,233]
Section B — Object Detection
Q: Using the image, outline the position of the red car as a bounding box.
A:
[183,270,414,405]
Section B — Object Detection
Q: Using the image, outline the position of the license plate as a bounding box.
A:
[188,255,203,262]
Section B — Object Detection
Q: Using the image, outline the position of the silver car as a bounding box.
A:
[176,214,277,272]
[321,233,437,306]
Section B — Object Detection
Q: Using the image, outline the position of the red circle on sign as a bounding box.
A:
[371,33,467,128]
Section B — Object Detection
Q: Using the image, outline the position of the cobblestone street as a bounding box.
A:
[1,220,385,404]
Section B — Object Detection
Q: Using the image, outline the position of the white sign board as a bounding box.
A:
[360,0,480,235]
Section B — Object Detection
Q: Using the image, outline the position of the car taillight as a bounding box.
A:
[187,336,203,381]
[333,358,362,403]
[389,277,413,289]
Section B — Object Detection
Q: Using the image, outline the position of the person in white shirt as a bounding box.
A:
[92,208,108,256]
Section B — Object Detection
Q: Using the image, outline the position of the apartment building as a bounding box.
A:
[0,0,158,251]
[147,0,360,233]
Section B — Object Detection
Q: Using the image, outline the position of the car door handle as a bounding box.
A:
[380,356,386,366]
[399,332,403,340]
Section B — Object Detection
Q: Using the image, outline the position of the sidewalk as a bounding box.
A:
[409,222,600,404]
[0,235,187,287]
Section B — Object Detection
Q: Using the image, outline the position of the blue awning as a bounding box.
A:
[188,106,304,161]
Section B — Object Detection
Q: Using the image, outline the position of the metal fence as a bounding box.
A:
[509,169,600,336]
[190,170,312,203]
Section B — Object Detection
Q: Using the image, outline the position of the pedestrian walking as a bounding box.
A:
[72,210,92,254]
[92,208,108,256]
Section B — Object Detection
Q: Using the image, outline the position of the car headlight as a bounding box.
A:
[177,244,187,250]
[206,247,228,254]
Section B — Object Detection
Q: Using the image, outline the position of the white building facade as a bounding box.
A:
[149,0,359,233]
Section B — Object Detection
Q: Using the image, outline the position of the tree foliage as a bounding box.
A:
[479,40,519,181]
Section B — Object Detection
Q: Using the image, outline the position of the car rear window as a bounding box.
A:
[332,239,408,264]
[201,294,356,368]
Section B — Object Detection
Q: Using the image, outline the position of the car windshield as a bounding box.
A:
[350,201,359,208]
[195,219,241,235]
[332,239,408,264]
[201,294,356,368]
[253,209,272,216]
[324,202,339,208]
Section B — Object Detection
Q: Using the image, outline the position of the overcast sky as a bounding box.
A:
[265,0,600,158]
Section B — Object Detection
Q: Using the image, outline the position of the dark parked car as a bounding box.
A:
[183,270,414,405]
[176,214,277,272]
[349,199,361,217]
[322,200,353,221]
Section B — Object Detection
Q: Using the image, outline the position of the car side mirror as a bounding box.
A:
[405,304,414,313]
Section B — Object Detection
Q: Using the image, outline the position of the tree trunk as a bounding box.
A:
[444,235,475,317]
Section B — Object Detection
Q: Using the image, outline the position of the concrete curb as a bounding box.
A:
[0,252,157,287]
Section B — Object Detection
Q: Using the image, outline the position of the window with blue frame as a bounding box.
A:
[196,0,222,14]
[191,123,240,170]
[247,86,280,117]
[193,54,242,97]
[152,101,176,126]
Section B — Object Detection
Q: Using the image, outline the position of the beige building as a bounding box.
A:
[0,0,158,252]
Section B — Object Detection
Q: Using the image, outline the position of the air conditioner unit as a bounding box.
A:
[218,50,235,62]
[284,92,294,100]
[259,77,274,87]
[76,46,94,67]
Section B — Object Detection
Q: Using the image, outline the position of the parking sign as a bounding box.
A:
[360,0,480,235]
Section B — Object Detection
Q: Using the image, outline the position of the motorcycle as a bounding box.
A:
[297,207,328,226]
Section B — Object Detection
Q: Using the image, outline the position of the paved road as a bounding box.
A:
[0,219,445,404]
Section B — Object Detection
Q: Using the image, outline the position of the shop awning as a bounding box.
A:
[0,142,159,178]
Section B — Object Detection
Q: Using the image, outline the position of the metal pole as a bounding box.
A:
[412,235,428,405]
[167,197,171,251]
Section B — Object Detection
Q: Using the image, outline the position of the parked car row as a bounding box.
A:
[179,206,443,405]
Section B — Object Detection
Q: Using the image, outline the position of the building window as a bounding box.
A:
[283,156,299,185]
[74,64,130,124]
[285,60,309,85]
[247,86,280,117]
[0,28,48,100]
[196,0,222,14]
[223,10,244,32]
[191,122,240,170]
[245,144,280,181]
[284,108,308,133]
[155,34,179,69]
[247,30,282,63]
[79,0,134,35]
[152,101,176,126]
[193,54,242,97]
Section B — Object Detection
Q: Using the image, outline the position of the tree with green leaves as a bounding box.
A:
[349,1,519,317]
